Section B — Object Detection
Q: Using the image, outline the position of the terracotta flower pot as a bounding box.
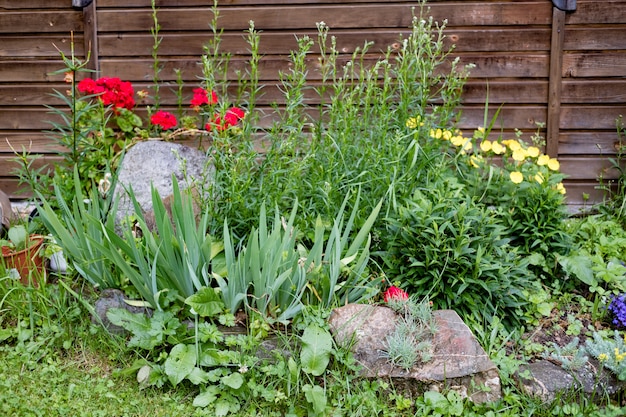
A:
[1,235,45,287]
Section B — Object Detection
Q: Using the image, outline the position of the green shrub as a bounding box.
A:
[383,183,535,327]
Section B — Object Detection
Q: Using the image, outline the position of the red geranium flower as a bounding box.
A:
[150,110,178,130]
[205,107,245,132]
[77,76,135,112]
[190,88,218,109]
[383,286,409,303]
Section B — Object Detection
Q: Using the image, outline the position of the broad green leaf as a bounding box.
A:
[559,254,595,286]
[193,386,219,407]
[221,372,244,389]
[164,343,196,386]
[215,399,231,417]
[300,325,333,376]
[303,384,327,416]
[187,367,211,385]
[185,287,225,318]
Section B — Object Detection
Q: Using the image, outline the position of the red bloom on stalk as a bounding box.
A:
[190,88,218,109]
[205,107,245,131]
[150,111,178,130]
[383,286,409,303]
[77,76,135,111]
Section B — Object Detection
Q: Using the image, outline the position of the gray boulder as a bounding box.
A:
[328,304,501,403]
[517,359,626,402]
[113,141,212,230]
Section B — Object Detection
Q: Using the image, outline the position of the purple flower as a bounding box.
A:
[608,294,626,328]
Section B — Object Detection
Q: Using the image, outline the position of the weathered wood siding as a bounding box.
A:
[1,0,625,210]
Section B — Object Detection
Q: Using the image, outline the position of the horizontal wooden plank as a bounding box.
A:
[0,11,83,34]
[563,52,626,78]
[0,61,83,83]
[564,27,626,51]
[561,79,626,104]
[0,178,32,200]
[0,35,85,58]
[96,3,552,33]
[566,1,626,25]
[563,181,612,209]
[0,101,547,133]
[96,52,549,83]
[559,156,621,181]
[559,132,623,155]
[462,80,547,105]
[97,27,552,58]
[1,133,66,154]
[0,154,62,176]
[560,106,626,130]
[0,0,69,8]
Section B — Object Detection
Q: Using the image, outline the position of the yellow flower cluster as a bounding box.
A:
[472,129,565,194]
[408,119,567,195]
[615,348,626,363]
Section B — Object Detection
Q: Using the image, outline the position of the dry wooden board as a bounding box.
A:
[559,132,623,155]
[563,53,626,78]
[0,35,85,58]
[0,12,83,34]
[95,3,552,33]
[560,106,626,130]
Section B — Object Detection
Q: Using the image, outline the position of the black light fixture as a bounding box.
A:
[552,0,576,12]
[72,0,94,8]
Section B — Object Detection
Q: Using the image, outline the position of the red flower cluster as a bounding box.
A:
[77,77,135,111]
[205,107,246,132]
[383,286,409,303]
[150,110,178,130]
[190,88,218,109]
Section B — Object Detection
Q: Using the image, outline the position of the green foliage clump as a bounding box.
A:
[560,215,626,295]
[384,183,535,327]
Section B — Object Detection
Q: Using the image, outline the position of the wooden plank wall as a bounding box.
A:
[0,0,625,211]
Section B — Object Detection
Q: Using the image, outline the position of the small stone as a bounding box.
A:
[92,288,152,334]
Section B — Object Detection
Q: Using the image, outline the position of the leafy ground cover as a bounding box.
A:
[3,0,626,415]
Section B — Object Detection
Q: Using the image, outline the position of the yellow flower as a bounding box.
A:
[527,146,540,158]
[430,128,443,140]
[512,149,528,162]
[491,142,506,155]
[534,172,544,184]
[451,135,465,147]
[537,154,550,166]
[406,117,422,129]
[470,155,483,168]
[548,158,560,171]
[509,171,524,184]
[442,130,453,141]
[598,353,608,362]
[505,140,522,152]
[556,182,566,195]
[480,140,492,152]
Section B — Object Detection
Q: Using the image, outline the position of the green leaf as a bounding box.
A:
[185,287,225,318]
[193,386,219,408]
[187,367,211,385]
[164,343,196,386]
[559,254,595,286]
[221,372,244,389]
[215,399,231,417]
[300,325,333,376]
[302,384,327,416]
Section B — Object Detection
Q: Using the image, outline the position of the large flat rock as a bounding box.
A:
[329,304,501,403]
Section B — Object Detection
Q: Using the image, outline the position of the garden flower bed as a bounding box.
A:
[3,1,626,415]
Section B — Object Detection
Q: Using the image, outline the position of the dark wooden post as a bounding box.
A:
[546,6,566,158]
[81,0,99,75]
[547,0,577,158]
